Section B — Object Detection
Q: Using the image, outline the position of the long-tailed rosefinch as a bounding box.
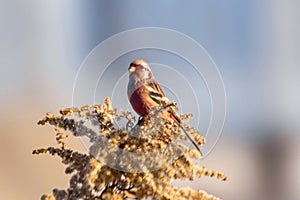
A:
[127,59,201,153]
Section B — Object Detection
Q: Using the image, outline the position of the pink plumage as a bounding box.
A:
[127,59,202,153]
[127,59,179,122]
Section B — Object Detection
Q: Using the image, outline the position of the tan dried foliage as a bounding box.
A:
[34,98,226,200]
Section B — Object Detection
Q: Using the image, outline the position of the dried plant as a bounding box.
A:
[33,97,227,200]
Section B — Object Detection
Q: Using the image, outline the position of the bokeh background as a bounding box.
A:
[1,1,299,199]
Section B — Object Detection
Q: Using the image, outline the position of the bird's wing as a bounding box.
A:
[146,80,182,123]
[146,81,167,105]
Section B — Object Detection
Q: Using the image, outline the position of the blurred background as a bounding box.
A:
[1,0,299,199]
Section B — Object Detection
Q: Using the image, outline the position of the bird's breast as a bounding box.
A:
[128,86,150,116]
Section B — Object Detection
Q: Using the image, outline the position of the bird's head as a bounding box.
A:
[128,60,153,81]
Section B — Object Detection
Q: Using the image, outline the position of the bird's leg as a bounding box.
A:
[137,116,149,125]
[137,116,144,124]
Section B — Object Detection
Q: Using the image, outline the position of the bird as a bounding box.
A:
[127,59,202,154]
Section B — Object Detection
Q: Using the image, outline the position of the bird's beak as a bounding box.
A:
[128,66,135,73]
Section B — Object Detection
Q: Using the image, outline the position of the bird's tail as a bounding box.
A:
[178,122,203,156]
[166,104,202,156]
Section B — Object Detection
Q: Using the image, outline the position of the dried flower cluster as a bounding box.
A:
[33,97,227,200]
